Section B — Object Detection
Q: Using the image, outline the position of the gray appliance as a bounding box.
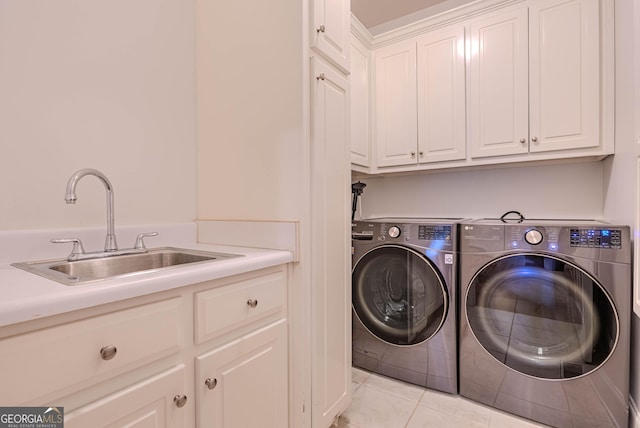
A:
[351,218,459,393]
[459,219,631,427]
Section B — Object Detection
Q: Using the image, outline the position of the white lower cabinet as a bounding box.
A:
[65,365,187,428]
[195,320,287,427]
[311,54,352,427]
[0,265,288,428]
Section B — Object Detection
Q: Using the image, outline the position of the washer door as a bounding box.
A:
[466,253,619,380]
[352,245,448,346]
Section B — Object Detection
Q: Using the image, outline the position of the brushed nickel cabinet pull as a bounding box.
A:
[247,299,258,309]
[173,395,187,408]
[100,345,117,361]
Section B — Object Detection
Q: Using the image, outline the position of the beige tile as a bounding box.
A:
[419,390,492,425]
[352,367,370,384]
[341,383,417,428]
[364,372,425,403]
[406,404,488,428]
[489,409,548,428]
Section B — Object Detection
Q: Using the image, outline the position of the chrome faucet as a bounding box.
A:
[53,168,158,261]
[64,168,118,252]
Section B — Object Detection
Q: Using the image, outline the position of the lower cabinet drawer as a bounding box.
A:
[65,364,187,428]
[0,297,182,404]
[194,268,286,344]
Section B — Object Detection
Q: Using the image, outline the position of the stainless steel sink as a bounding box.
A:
[12,247,241,286]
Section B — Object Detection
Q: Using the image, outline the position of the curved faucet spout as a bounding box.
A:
[65,168,118,252]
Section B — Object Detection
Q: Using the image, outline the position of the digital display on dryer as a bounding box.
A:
[569,228,622,249]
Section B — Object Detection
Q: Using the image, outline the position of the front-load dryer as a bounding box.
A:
[459,219,631,427]
[352,218,460,393]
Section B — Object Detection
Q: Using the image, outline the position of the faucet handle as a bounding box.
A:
[134,232,158,250]
[51,238,86,260]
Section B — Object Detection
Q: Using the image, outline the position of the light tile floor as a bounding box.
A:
[337,367,548,428]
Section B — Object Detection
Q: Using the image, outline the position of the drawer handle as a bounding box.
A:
[100,345,117,361]
[173,394,188,408]
[247,299,258,309]
[205,378,218,390]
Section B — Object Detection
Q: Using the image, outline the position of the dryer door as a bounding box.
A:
[465,253,619,379]
[352,245,448,346]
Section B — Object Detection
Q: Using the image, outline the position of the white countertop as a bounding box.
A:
[0,223,294,328]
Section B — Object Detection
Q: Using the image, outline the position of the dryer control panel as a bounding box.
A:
[569,228,623,249]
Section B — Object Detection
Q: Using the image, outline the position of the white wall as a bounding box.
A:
[0,0,197,231]
[357,161,604,220]
[196,0,304,222]
[604,0,640,422]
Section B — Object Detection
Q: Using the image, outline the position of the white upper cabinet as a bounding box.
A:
[529,0,600,153]
[350,33,371,168]
[311,0,351,73]
[374,40,418,167]
[468,7,529,158]
[416,26,466,163]
[356,0,611,174]
[469,0,602,159]
[374,24,466,168]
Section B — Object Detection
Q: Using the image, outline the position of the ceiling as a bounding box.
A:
[351,0,451,29]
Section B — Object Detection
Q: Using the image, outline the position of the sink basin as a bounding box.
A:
[12,247,242,286]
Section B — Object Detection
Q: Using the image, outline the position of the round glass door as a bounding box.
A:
[466,253,619,380]
[352,245,448,346]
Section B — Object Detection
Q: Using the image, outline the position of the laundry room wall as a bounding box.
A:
[355,161,604,221]
[603,0,640,424]
[0,0,197,230]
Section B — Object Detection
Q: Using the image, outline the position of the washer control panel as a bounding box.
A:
[418,225,452,241]
[352,220,454,249]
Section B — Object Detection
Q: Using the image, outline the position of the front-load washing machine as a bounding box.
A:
[459,219,631,427]
[352,218,459,393]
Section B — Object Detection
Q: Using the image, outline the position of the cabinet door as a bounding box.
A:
[374,40,418,167]
[416,25,466,163]
[310,56,352,427]
[529,0,600,152]
[351,35,370,168]
[468,7,529,158]
[65,365,187,428]
[311,0,350,73]
[195,321,287,428]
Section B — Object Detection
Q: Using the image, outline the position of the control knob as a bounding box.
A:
[524,229,543,245]
[388,226,401,238]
